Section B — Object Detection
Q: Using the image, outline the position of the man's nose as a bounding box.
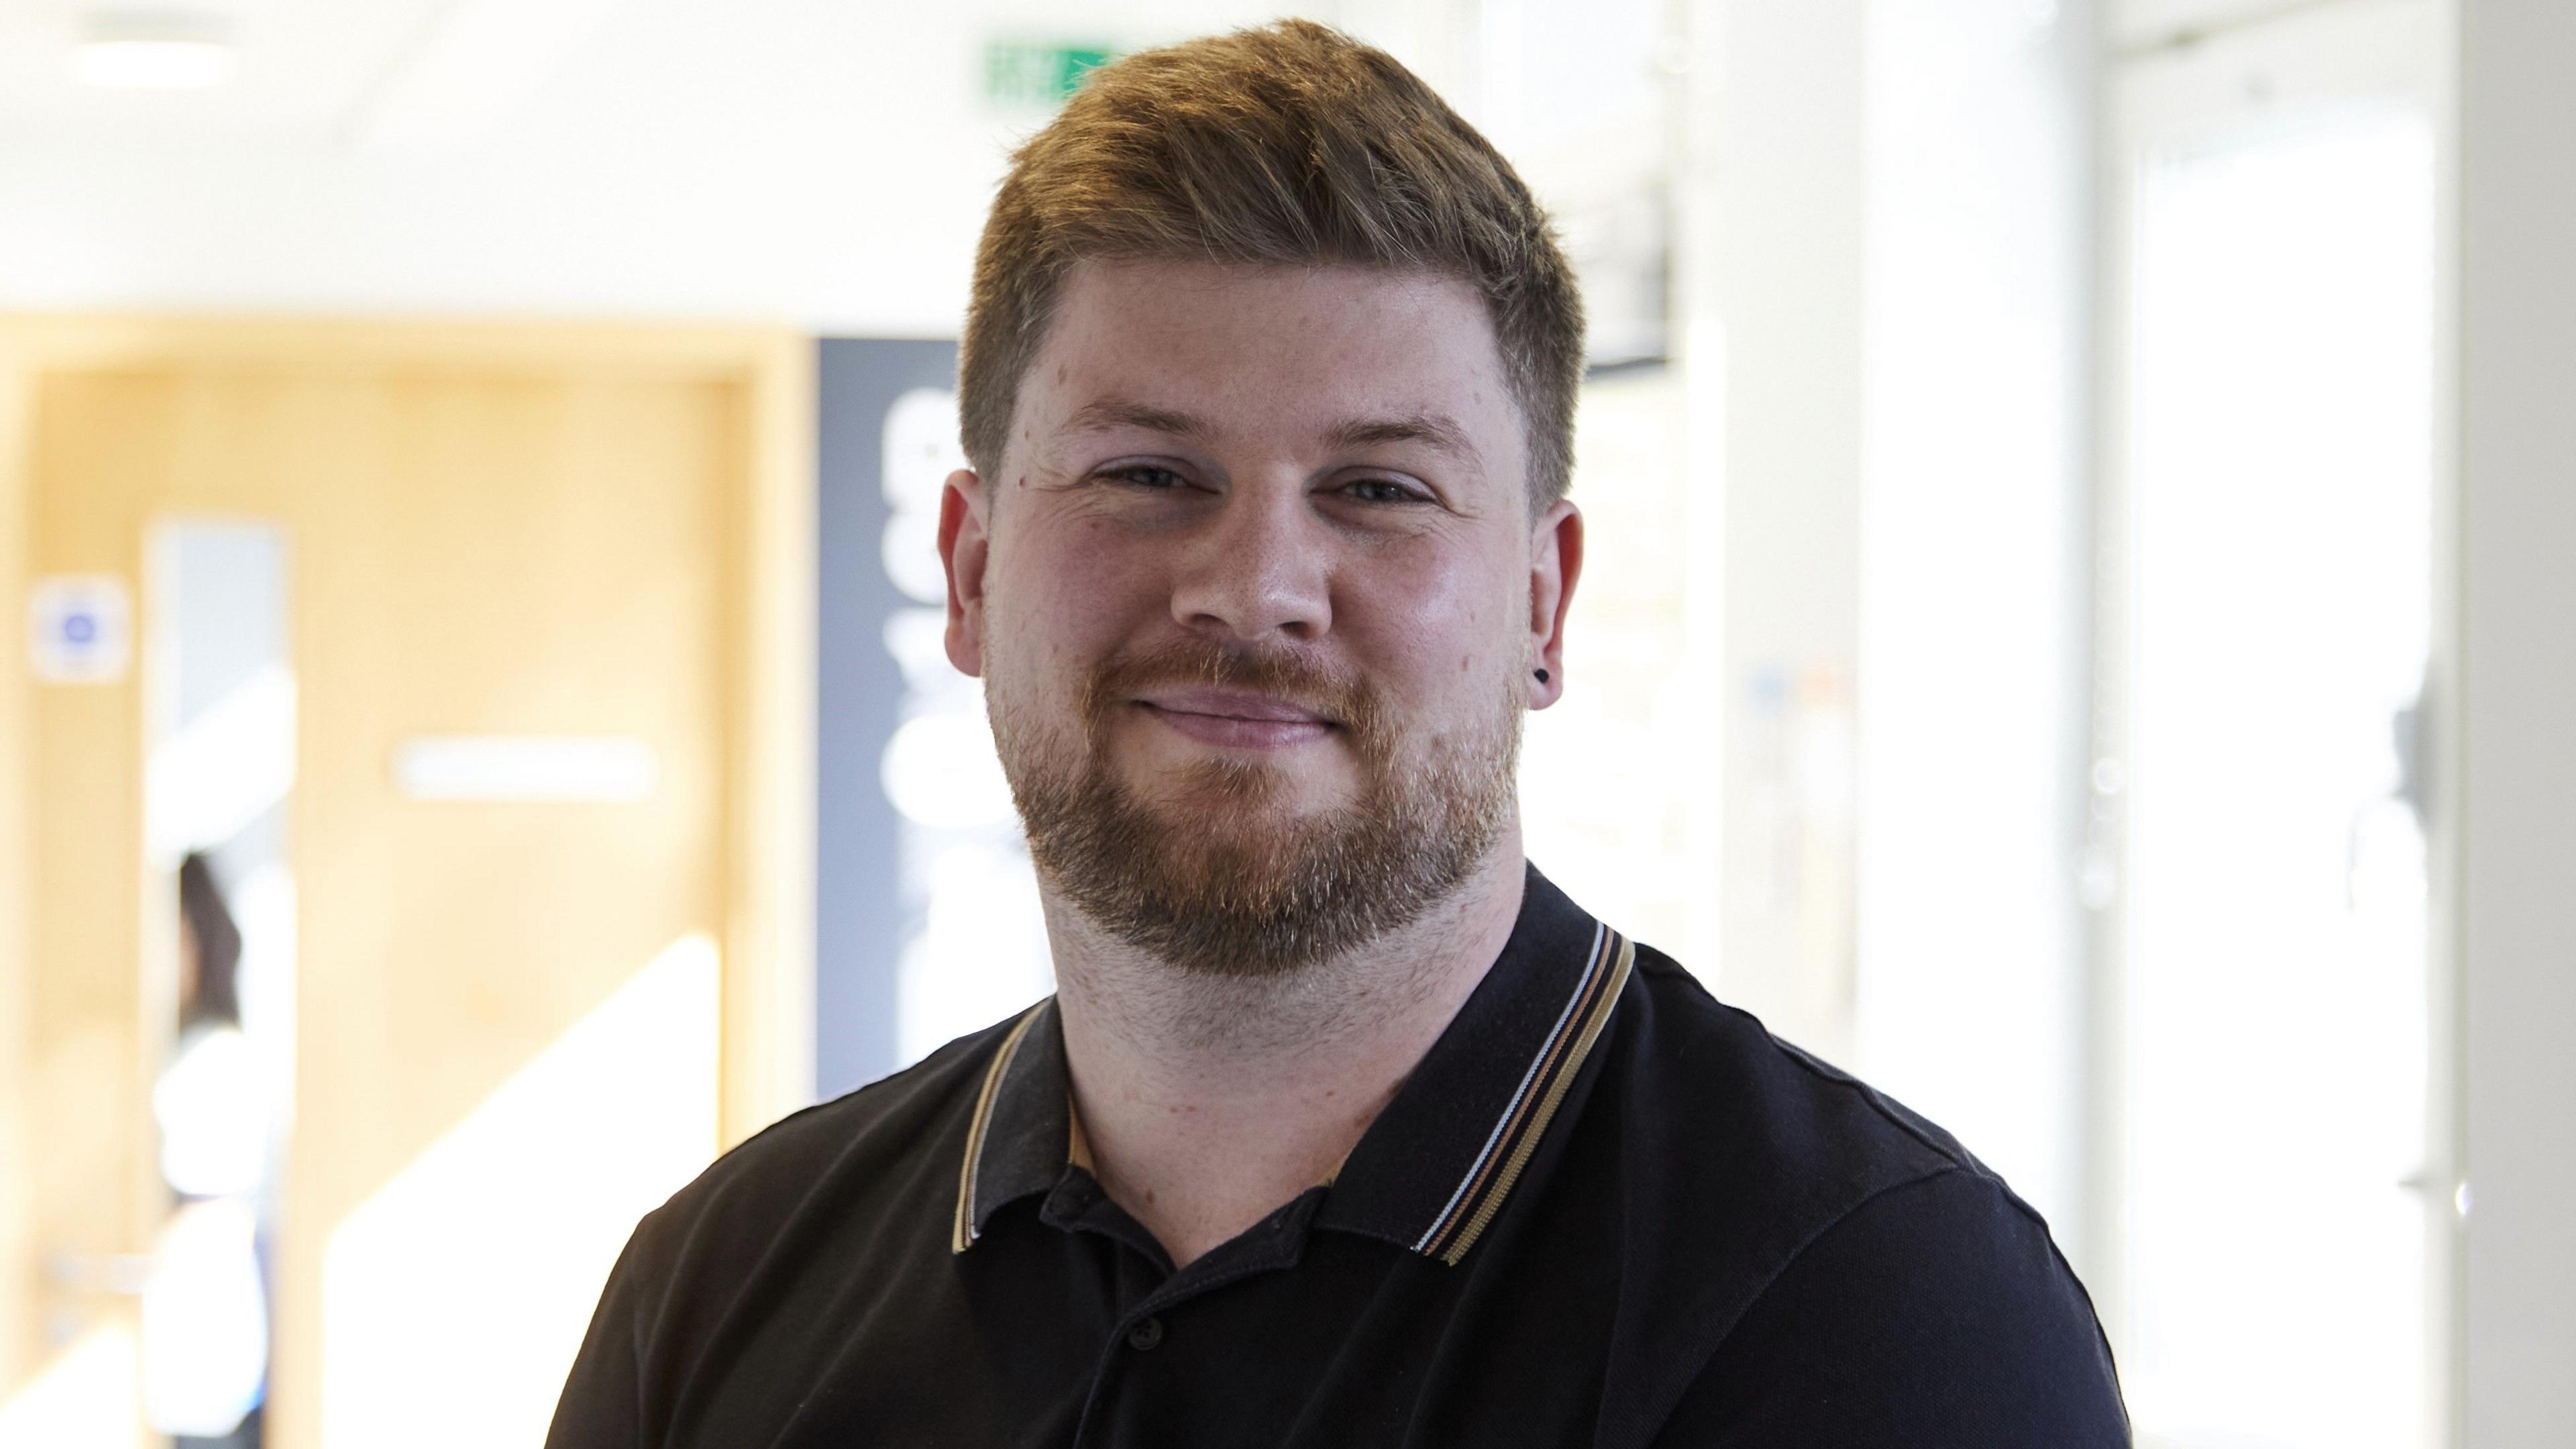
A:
[1168,478,1333,645]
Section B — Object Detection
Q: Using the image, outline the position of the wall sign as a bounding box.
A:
[28,574,133,684]
[984,40,1116,109]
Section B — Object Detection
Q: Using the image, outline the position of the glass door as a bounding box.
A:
[2098,2,2451,1445]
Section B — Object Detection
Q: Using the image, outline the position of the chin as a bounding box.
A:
[1130,752,1352,819]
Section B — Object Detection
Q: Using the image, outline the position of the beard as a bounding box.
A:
[989,636,1521,979]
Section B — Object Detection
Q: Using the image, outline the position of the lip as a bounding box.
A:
[1134,687,1337,749]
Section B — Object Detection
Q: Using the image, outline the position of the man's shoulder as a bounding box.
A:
[1613,943,1987,1203]
[1584,942,2112,1442]
[637,1008,1028,1258]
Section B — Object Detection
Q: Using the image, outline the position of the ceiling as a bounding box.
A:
[0,0,1701,330]
[0,0,459,145]
[0,0,1322,327]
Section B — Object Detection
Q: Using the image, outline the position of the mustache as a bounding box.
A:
[1081,637,1387,743]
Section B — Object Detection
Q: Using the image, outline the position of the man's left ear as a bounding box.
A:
[1527,498,1582,709]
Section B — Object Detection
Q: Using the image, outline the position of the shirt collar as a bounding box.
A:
[949,996,1070,1252]
[951,864,1635,1265]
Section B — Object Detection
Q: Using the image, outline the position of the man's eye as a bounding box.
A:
[1102,464,1188,490]
[1344,478,1426,504]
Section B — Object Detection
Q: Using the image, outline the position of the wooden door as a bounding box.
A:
[0,321,812,1449]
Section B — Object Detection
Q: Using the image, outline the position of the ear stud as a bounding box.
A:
[1534,668,1550,684]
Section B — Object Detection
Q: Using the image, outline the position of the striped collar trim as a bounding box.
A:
[1411,922,1633,1264]
[951,1001,1051,1253]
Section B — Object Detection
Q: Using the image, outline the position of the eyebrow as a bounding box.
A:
[1061,398,1483,467]
[1063,398,1216,442]
[1324,412,1481,463]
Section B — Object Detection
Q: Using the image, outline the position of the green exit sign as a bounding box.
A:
[985,41,1118,109]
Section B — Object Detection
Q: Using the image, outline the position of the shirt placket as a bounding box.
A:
[1055,1184,1326,1448]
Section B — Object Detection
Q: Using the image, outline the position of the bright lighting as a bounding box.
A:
[155,1027,266,1198]
[1516,370,1701,964]
[142,1199,266,1436]
[0,1325,140,1448]
[879,388,965,606]
[322,936,720,1448]
[72,39,235,90]
[881,710,1016,830]
[2122,109,2435,1448]
[146,663,296,861]
[898,841,1053,1065]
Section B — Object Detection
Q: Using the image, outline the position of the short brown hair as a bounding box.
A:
[960,20,1585,508]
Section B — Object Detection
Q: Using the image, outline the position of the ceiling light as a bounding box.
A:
[72,11,235,90]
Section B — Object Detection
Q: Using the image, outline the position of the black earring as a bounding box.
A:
[1534,668,1550,684]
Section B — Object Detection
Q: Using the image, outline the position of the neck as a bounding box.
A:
[1045,827,1527,1269]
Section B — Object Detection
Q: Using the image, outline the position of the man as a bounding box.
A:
[549,21,2127,1447]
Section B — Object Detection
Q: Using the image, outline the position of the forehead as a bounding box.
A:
[1014,260,1523,470]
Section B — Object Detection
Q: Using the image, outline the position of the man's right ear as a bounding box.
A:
[937,469,989,678]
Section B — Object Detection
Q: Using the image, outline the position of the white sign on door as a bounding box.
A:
[28,574,133,684]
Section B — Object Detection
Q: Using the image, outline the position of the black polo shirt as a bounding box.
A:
[547,867,2127,1447]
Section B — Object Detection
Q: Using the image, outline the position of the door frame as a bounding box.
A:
[0,315,816,1419]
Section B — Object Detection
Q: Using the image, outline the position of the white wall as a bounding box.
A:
[2457,0,2576,1440]
[1852,0,2094,1250]
[1694,0,2094,1246]
[1707,0,1868,1069]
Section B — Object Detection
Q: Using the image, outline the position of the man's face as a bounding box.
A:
[940,259,1580,974]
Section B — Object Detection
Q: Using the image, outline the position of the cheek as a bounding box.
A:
[988,518,1162,670]
[1340,537,1523,698]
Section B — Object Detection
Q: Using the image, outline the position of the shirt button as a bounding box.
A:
[1126,1317,1165,1352]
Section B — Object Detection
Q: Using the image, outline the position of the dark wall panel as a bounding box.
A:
[815,337,958,1099]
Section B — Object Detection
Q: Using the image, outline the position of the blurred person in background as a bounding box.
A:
[550,21,2126,1446]
[143,853,270,1448]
